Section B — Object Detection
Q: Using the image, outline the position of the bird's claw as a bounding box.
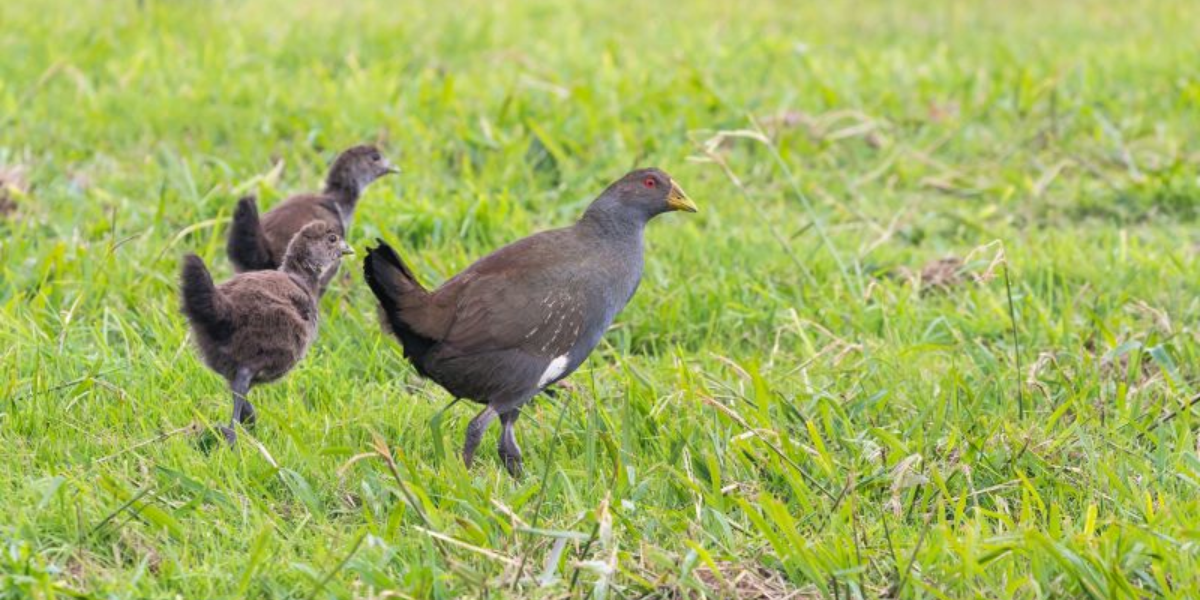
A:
[219,425,238,446]
[503,457,524,478]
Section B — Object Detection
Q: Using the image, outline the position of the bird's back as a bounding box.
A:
[261,195,344,264]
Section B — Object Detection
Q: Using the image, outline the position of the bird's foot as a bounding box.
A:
[237,402,257,429]
[503,455,524,478]
[219,425,238,446]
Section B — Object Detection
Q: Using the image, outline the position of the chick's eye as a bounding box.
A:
[328,234,338,243]
[371,153,382,162]
[643,177,656,188]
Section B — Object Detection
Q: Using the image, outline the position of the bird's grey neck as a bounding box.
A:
[577,205,648,242]
[324,178,362,213]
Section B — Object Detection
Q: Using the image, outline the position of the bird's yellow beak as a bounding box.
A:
[666,181,697,213]
[340,241,355,256]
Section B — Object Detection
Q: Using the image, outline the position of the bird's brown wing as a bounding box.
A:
[425,271,599,403]
[414,229,609,402]
[439,269,596,361]
[428,228,596,357]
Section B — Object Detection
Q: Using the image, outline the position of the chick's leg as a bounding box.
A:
[220,368,255,445]
[232,368,256,428]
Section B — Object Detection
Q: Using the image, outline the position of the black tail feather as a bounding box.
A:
[226,196,275,271]
[369,238,419,282]
[180,254,233,342]
[363,240,438,369]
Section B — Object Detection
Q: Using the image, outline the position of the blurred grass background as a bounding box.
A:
[2,0,1200,597]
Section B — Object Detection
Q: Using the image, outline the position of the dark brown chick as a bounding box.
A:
[183,221,354,444]
[226,144,395,291]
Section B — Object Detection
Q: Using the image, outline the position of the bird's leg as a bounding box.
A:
[497,409,523,478]
[463,406,498,468]
[220,368,254,445]
[232,368,256,428]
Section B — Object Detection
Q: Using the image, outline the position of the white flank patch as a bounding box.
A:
[538,355,569,388]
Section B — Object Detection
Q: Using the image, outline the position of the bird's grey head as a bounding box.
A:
[282,221,355,277]
[325,144,398,197]
[582,168,697,229]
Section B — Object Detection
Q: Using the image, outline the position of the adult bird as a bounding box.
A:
[227,144,395,290]
[363,168,696,476]
[182,221,354,444]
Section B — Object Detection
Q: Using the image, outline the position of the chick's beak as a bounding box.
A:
[382,159,400,175]
[666,180,698,213]
[340,241,355,256]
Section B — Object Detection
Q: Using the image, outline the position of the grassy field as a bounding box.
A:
[3,0,1200,597]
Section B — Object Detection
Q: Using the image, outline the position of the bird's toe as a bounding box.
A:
[238,404,258,429]
[503,456,524,478]
[219,425,238,446]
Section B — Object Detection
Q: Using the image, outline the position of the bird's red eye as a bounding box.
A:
[643,177,656,188]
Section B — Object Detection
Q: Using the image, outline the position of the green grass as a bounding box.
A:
[3,0,1200,597]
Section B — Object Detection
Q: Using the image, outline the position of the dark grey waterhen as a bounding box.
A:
[183,221,354,444]
[227,145,395,289]
[363,168,696,476]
